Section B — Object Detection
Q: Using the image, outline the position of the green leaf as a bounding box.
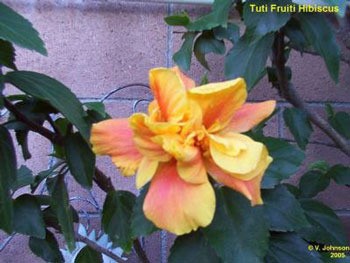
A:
[328,111,350,139]
[5,71,90,142]
[47,175,76,251]
[30,162,62,193]
[299,199,348,245]
[29,230,64,263]
[131,185,157,238]
[83,102,107,118]
[0,39,17,70]
[283,108,313,150]
[164,12,190,26]
[102,191,136,252]
[12,165,33,191]
[15,130,31,160]
[225,32,274,89]
[265,232,322,263]
[0,3,46,55]
[259,137,305,188]
[327,164,350,185]
[262,185,310,232]
[0,125,16,233]
[297,13,340,82]
[285,18,310,52]
[299,170,330,198]
[169,231,221,263]
[75,246,103,263]
[203,187,269,263]
[243,0,291,36]
[186,0,233,31]
[308,160,330,174]
[173,32,196,72]
[65,133,95,189]
[13,194,45,238]
[194,31,225,70]
[213,23,240,43]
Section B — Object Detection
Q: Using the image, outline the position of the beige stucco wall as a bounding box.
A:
[0,1,349,262]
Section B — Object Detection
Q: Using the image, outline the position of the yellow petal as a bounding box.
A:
[188,78,247,132]
[143,162,215,235]
[149,68,188,122]
[90,119,142,176]
[226,101,276,133]
[136,157,159,189]
[206,146,272,206]
[129,113,172,162]
[209,133,264,178]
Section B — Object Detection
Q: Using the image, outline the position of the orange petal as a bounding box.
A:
[226,101,276,133]
[149,68,188,122]
[129,113,172,162]
[188,78,247,132]
[171,66,195,90]
[143,162,215,235]
[206,146,272,206]
[90,119,142,176]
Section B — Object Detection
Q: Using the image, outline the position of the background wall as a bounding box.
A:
[0,0,349,262]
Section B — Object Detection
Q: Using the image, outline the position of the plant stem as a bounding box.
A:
[133,239,151,263]
[273,32,350,157]
[75,233,124,262]
[3,98,62,144]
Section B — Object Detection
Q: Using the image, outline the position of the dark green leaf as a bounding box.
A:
[225,32,274,89]
[164,12,190,26]
[283,107,313,150]
[299,199,348,245]
[299,170,330,198]
[213,23,240,43]
[262,185,310,232]
[325,103,335,118]
[328,111,350,139]
[5,71,90,142]
[169,231,221,263]
[65,133,95,188]
[243,0,291,36]
[297,13,340,82]
[31,162,62,193]
[131,185,157,238]
[173,32,196,72]
[42,205,79,231]
[200,72,209,85]
[0,2,47,55]
[285,18,310,52]
[102,191,136,252]
[12,165,33,191]
[0,39,17,70]
[186,0,233,31]
[259,137,305,188]
[29,230,64,263]
[203,187,269,263]
[0,125,16,233]
[308,160,330,174]
[327,164,350,185]
[265,232,322,263]
[83,102,106,118]
[47,175,76,251]
[13,194,45,238]
[75,246,103,263]
[194,31,226,70]
[15,130,31,160]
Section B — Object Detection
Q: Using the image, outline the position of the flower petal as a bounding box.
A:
[171,66,195,90]
[226,101,276,133]
[136,157,158,189]
[206,146,272,205]
[188,78,247,132]
[149,68,188,122]
[143,162,215,235]
[129,113,172,162]
[91,119,142,176]
[209,133,264,178]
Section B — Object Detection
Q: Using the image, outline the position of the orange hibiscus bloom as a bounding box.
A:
[91,67,275,235]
